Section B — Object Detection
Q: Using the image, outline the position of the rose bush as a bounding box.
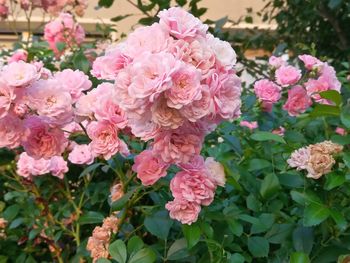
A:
[0,1,350,263]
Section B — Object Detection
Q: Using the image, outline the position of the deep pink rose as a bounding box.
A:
[132,150,169,186]
[254,79,281,103]
[283,85,312,116]
[240,120,258,130]
[275,65,301,86]
[165,199,201,225]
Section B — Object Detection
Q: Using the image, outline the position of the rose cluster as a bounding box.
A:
[44,13,85,56]
[254,54,341,116]
[0,0,87,20]
[287,141,343,179]
[92,7,241,224]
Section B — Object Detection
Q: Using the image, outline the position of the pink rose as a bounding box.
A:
[0,3,8,19]
[127,111,161,141]
[165,63,202,109]
[91,46,131,80]
[165,199,201,225]
[283,85,312,116]
[0,80,15,118]
[240,120,258,130]
[335,127,346,136]
[68,143,94,165]
[1,61,39,87]
[204,157,226,187]
[0,114,24,149]
[26,79,73,126]
[207,70,242,119]
[7,49,28,63]
[54,69,92,102]
[49,156,68,179]
[170,170,216,205]
[152,128,203,164]
[287,147,310,171]
[151,98,184,129]
[132,150,169,186]
[272,126,285,136]
[304,79,329,102]
[298,54,321,70]
[268,56,286,68]
[207,34,237,69]
[275,65,301,86]
[17,152,51,178]
[87,121,123,160]
[22,116,68,159]
[254,79,281,103]
[158,7,208,40]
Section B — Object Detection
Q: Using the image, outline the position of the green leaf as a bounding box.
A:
[319,90,342,106]
[111,189,135,211]
[343,153,350,168]
[98,0,114,8]
[303,203,330,227]
[328,0,342,9]
[182,223,201,249]
[79,163,103,178]
[265,223,293,244]
[78,211,104,225]
[247,236,269,257]
[3,204,20,221]
[227,220,243,237]
[324,173,345,190]
[260,174,280,199]
[248,158,271,171]
[228,253,245,263]
[111,14,132,22]
[246,194,261,212]
[330,210,347,231]
[128,248,156,263]
[73,52,90,73]
[144,210,173,240]
[9,218,23,229]
[167,239,189,261]
[55,42,66,52]
[251,213,275,234]
[96,259,111,263]
[127,236,144,255]
[310,104,340,117]
[290,252,310,263]
[109,240,127,263]
[251,131,286,144]
[293,226,313,254]
[341,103,350,128]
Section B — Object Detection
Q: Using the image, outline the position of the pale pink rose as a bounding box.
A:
[254,79,281,103]
[335,127,346,136]
[204,157,226,187]
[319,63,341,92]
[127,52,176,102]
[206,34,237,69]
[151,98,184,129]
[304,79,329,102]
[287,147,310,171]
[26,79,73,126]
[94,86,128,129]
[22,116,68,159]
[44,12,85,55]
[0,114,24,149]
[171,170,216,205]
[87,121,123,160]
[268,56,287,68]
[207,70,242,119]
[132,150,169,186]
[178,155,205,171]
[240,120,258,130]
[127,111,161,141]
[0,80,15,118]
[158,7,208,40]
[180,85,212,122]
[49,156,68,179]
[153,128,203,164]
[275,65,301,86]
[7,49,28,63]
[283,85,312,116]
[54,69,92,101]
[272,126,285,136]
[298,54,321,70]
[17,152,51,178]
[1,61,39,87]
[165,63,202,109]
[124,23,170,58]
[91,46,131,80]
[165,199,201,225]
[68,143,94,165]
